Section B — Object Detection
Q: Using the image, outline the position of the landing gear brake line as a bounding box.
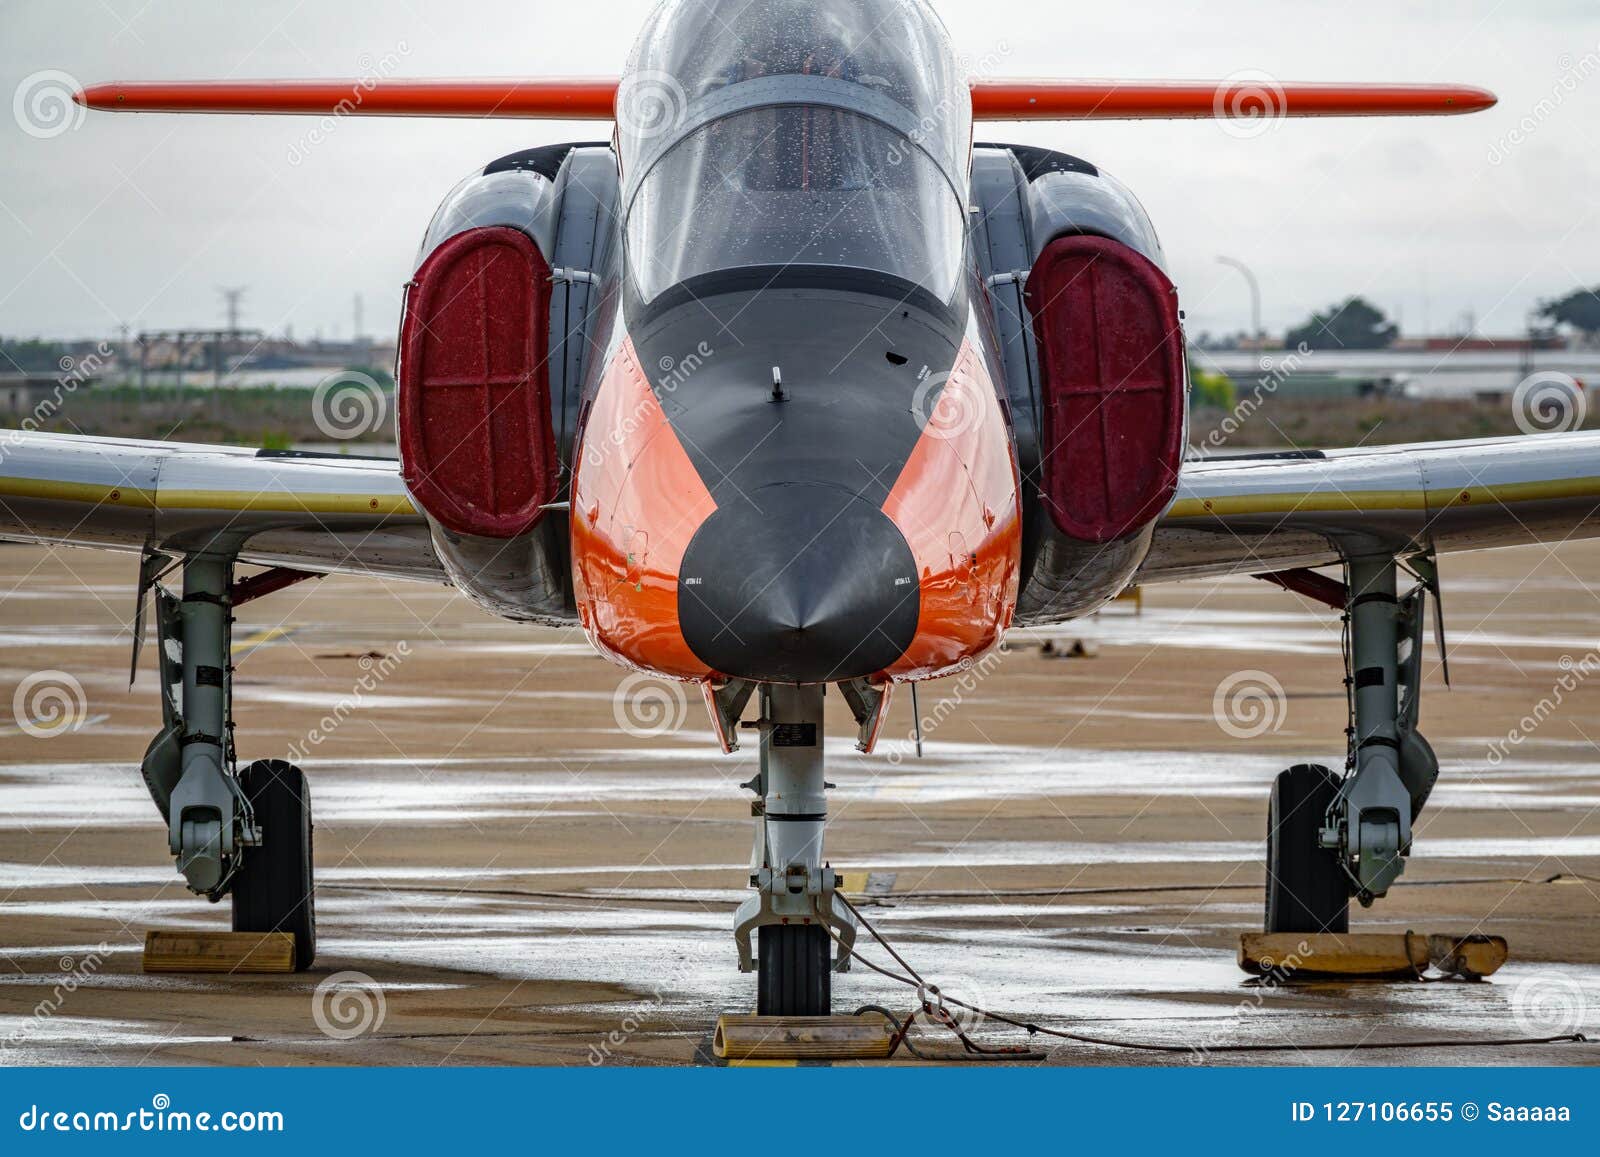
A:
[825,893,1592,1060]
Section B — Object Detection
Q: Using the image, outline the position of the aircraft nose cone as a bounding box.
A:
[678,483,920,682]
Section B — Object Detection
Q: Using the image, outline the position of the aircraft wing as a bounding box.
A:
[10,427,1597,591]
[1138,431,1600,584]
[0,430,442,582]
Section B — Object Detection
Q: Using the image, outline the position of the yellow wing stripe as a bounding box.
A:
[11,469,1599,524]
[0,476,158,508]
[160,488,418,516]
[0,475,417,516]
[1167,476,1600,520]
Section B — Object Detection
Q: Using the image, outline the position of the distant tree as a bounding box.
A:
[1537,287,1600,338]
[1285,297,1399,351]
[1188,368,1235,409]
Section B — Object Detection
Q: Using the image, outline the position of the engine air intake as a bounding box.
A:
[1025,234,1186,543]
[398,225,558,539]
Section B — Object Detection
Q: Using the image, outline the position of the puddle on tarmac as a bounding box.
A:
[4,690,1598,1062]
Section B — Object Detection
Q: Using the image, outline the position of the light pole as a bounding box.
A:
[1216,255,1262,344]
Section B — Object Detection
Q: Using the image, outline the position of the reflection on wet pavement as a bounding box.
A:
[2,542,1599,1065]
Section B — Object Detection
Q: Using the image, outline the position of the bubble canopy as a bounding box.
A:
[619,0,971,307]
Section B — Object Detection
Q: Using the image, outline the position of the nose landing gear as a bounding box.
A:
[730,683,856,1015]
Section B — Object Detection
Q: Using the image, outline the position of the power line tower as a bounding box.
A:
[213,286,250,416]
[218,287,248,338]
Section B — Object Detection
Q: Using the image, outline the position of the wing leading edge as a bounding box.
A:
[0,430,442,582]
[1140,431,1600,585]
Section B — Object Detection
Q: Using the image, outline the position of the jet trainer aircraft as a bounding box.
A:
[7,0,1583,1015]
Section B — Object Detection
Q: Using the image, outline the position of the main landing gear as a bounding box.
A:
[729,684,857,1015]
[137,551,318,969]
[1264,553,1441,934]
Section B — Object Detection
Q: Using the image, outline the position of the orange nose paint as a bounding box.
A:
[881,344,1021,680]
[571,340,717,679]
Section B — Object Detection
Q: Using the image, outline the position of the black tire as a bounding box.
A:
[1265,764,1349,934]
[757,924,830,1016]
[232,760,316,970]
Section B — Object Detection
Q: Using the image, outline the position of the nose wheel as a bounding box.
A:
[757,925,831,1016]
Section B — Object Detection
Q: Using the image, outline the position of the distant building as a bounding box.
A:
[1390,335,1567,353]
[1,373,95,418]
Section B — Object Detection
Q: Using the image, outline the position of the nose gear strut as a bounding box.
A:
[731,683,856,1015]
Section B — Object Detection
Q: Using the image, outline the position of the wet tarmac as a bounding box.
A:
[1,542,1598,1066]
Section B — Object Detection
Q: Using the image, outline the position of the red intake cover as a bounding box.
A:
[399,226,557,539]
[1025,234,1186,543]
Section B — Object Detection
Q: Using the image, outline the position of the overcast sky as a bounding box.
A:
[2,0,1597,343]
